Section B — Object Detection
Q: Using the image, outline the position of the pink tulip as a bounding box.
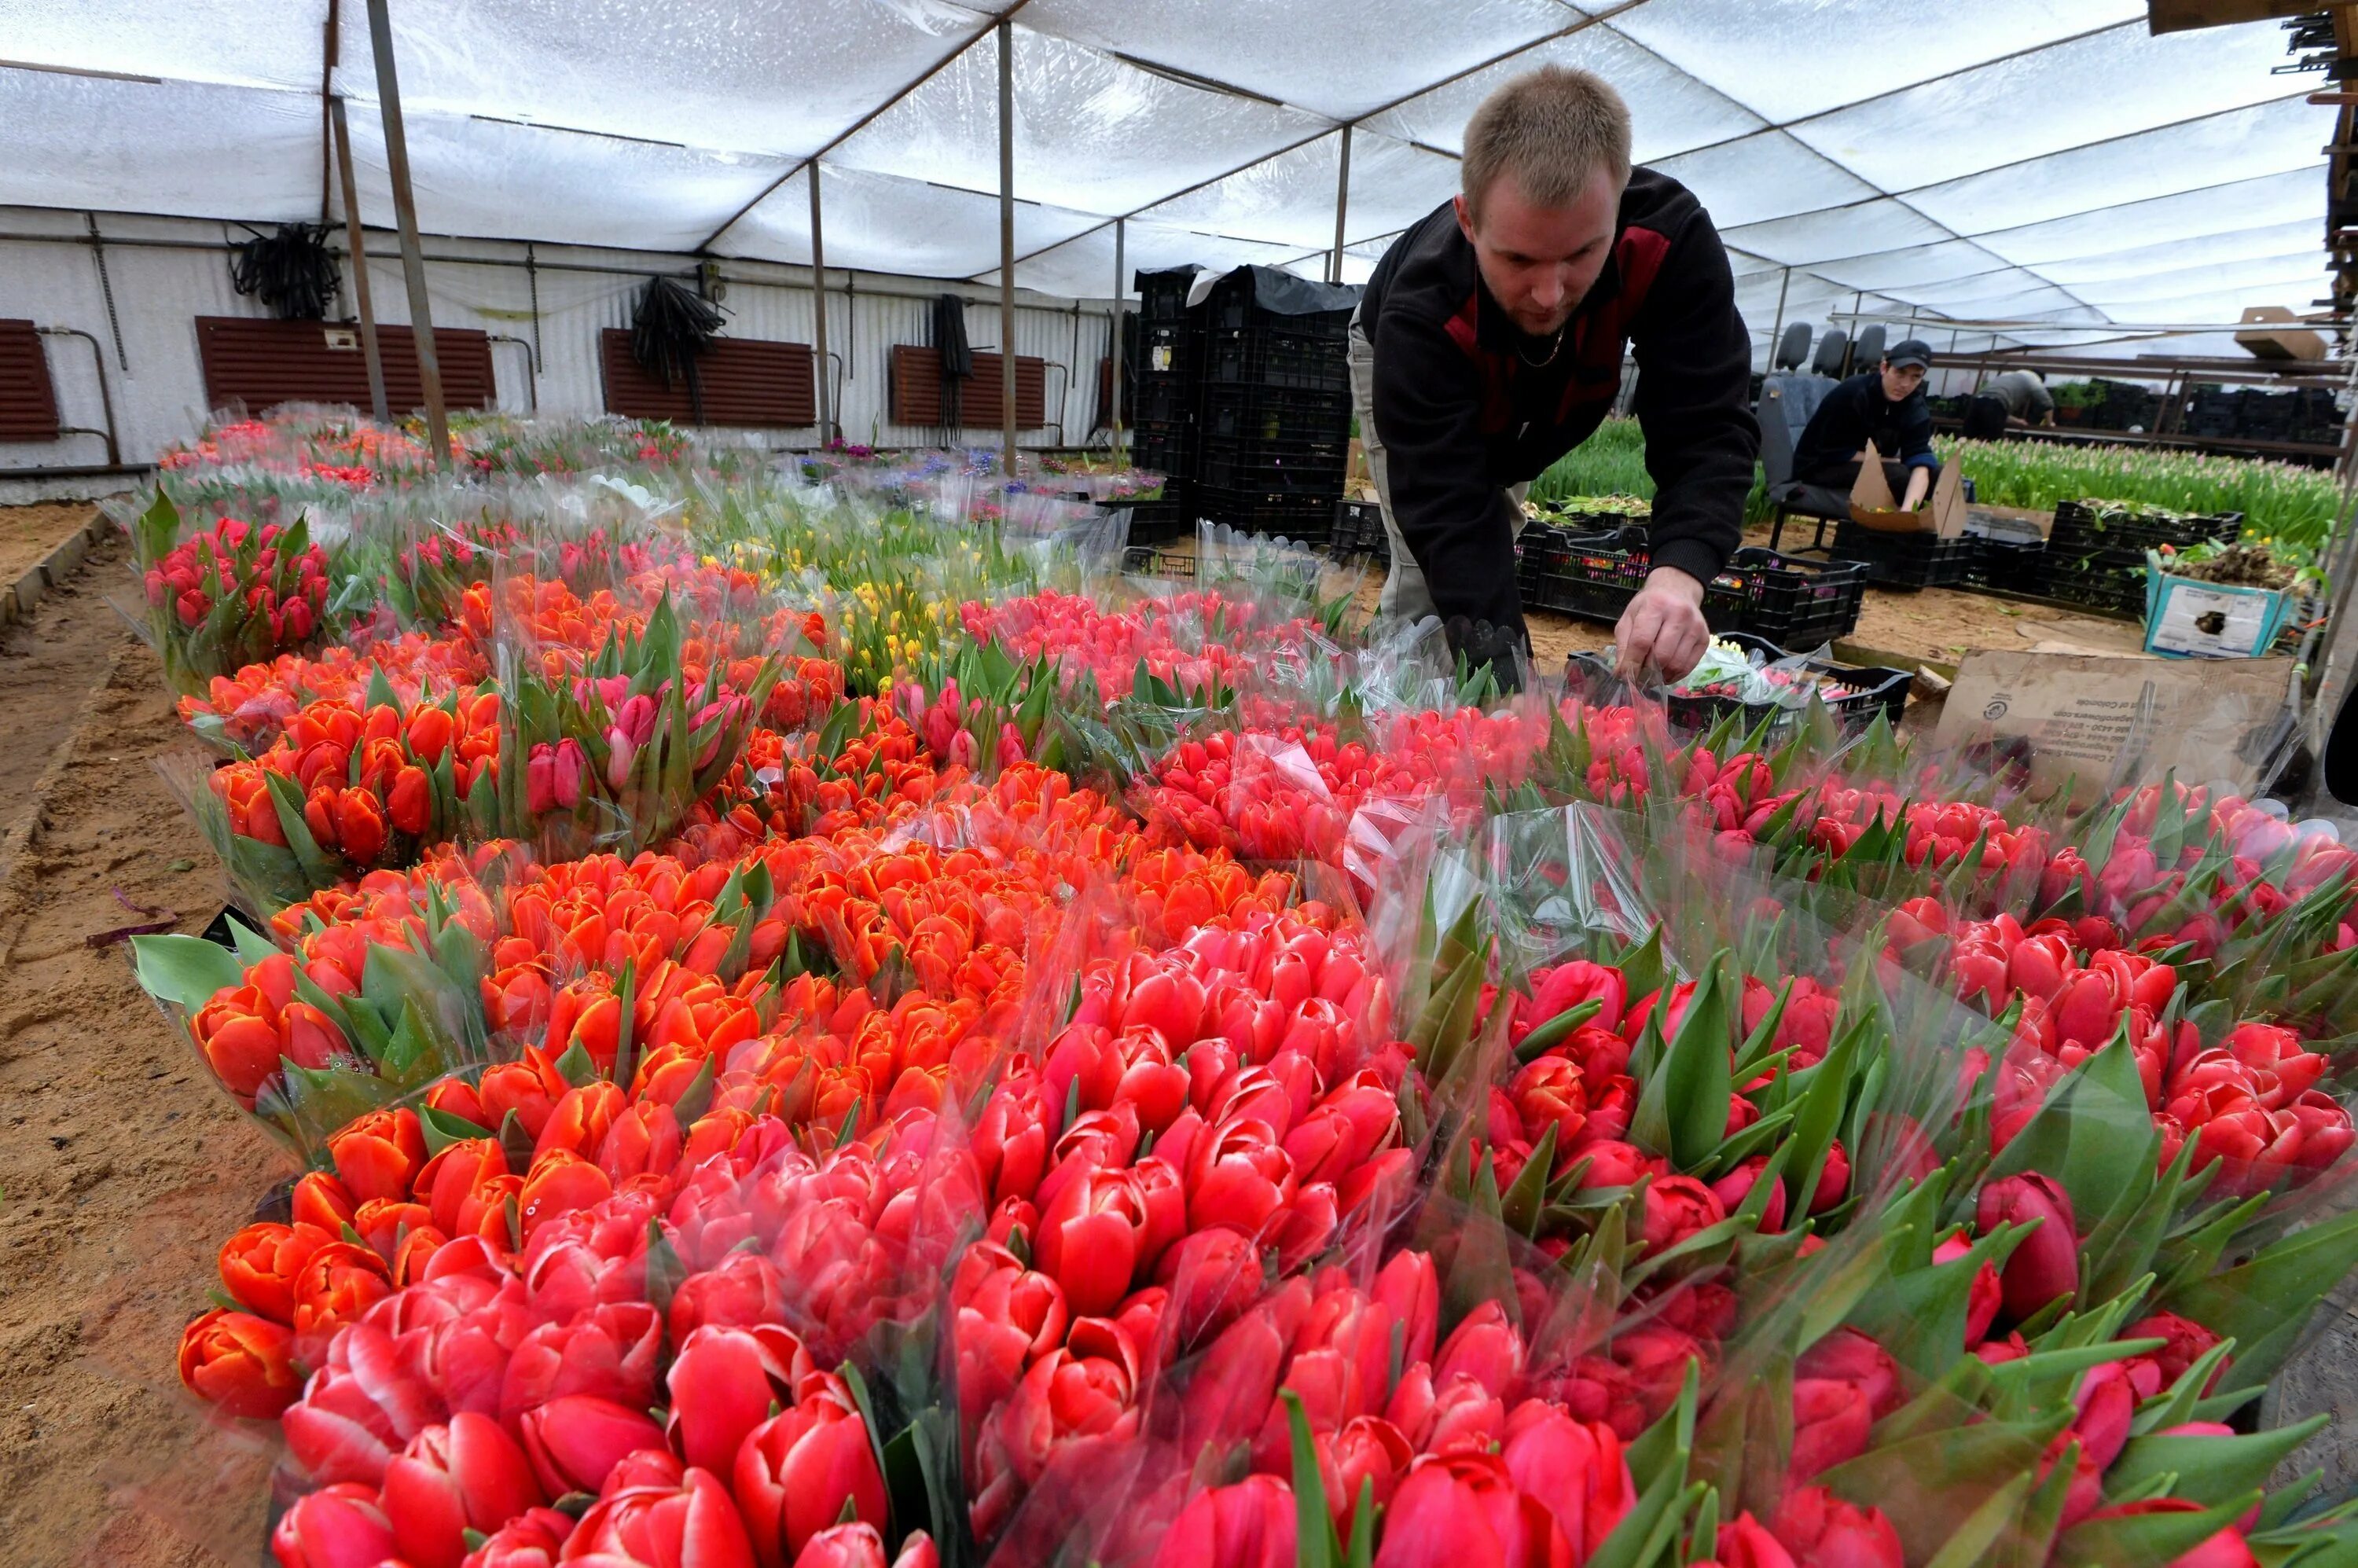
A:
[1150,1475,1296,1568]
[733,1376,889,1568]
[270,1482,395,1568]
[382,1412,545,1568]
[516,1393,665,1496]
[666,1324,820,1474]
[564,1465,756,1568]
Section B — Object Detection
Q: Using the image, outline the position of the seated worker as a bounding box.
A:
[1982,368,2055,428]
[1350,64,1758,684]
[1791,338,1940,510]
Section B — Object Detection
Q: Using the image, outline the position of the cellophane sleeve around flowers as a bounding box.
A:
[128,846,506,1162]
[480,498,791,865]
[114,486,340,700]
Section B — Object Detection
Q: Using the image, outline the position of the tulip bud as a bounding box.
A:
[1977,1173,2079,1321]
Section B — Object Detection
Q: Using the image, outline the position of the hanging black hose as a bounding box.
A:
[228,224,342,321]
[631,274,727,422]
[932,292,972,442]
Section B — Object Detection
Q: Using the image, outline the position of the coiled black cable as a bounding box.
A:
[229,224,342,321]
[631,274,726,422]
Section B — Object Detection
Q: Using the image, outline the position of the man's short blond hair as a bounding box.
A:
[1460,65,1633,224]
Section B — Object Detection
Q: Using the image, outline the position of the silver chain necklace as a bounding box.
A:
[1517,325,1567,366]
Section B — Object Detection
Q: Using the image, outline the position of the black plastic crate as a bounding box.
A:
[1201,269,1353,338]
[1197,434,1347,495]
[1131,371,1196,427]
[1203,327,1350,394]
[1828,520,1972,589]
[1133,415,1192,473]
[1111,484,1192,546]
[1330,499,1389,564]
[2050,501,2241,553]
[1136,267,1198,325]
[1966,535,2048,593]
[1722,548,1868,646]
[1192,483,1336,543]
[1199,384,1350,443]
[1137,322,1195,380]
[1122,544,1196,578]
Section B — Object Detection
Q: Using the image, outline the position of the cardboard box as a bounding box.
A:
[1935,649,2293,800]
[2143,566,2295,659]
[1847,439,1967,538]
[2236,306,2327,362]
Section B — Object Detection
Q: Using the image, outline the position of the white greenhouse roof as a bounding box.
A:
[0,0,2341,353]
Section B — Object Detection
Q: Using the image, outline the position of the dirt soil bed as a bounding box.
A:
[0,501,108,597]
[0,507,281,1568]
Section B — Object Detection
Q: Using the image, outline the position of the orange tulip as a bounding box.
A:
[328,1108,428,1203]
[218,1221,336,1324]
[178,1309,301,1418]
[292,1170,358,1233]
[290,1239,394,1340]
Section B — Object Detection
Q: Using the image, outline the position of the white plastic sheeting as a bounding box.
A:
[0,0,2338,354]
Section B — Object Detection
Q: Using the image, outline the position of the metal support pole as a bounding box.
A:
[1330,126,1353,286]
[997,17,1018,472]
[1111,217,1125,457]
[808,163,833,445]
[364,0,451,468]
[1765,266,1791,369]
[329,96,390,423]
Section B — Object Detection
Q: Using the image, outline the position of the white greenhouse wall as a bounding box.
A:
[0,207,1127,472]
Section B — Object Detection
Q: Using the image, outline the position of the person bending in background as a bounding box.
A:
[1350,65,1758,684]
[1982,368,2055,428]
[1791,338,1940,510]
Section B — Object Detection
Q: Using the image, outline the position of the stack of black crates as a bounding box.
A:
[1122,263,1361,548]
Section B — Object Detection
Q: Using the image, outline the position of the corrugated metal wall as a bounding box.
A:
[0,206,1122,470]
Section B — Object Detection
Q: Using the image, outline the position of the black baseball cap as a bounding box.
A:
[1887,339,1933,370]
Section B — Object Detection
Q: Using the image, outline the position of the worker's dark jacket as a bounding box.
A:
[1359,171,1759,639]
[1791,370,1939,478]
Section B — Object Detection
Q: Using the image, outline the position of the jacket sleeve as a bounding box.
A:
[1629,215,1761,587]
[1789,378,1858,479]
[1897,395,1938,469]
[1368,300,1526,637]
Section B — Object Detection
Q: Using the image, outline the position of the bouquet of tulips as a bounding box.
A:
[130,495,335,696]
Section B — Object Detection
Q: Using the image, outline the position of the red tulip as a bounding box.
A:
[790,1523,887,1568]
[1712,1513,1798,1568]
[458,1504,573,1568]
[499,1300,663,1425]
[270,1482,395,1568]
[281,1320,442,1485]
[2123,1311,2227,1396]
[973,1316,1144,1538]
[734,1376,889,1568]
[667,1324,819,1474]
[1640,1174,1725,1254]
[382,1412,545,1568]
[564,1465,757,1568]
[516,1393,666,1496]
[1933,1234,2002,1347]
[178,1308,302,1418]
[1500,1399,1632,1562]
[1034,1165,1157,1318]
[1150,1475,1297,1568]
[1978,1173,2078,1321]
[1188,1114,1298,1236]
[670,1250,791,1342]
[1771,1486,1902,1568]
[1375,1447,1569,1567]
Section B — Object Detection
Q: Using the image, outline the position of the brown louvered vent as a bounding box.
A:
[0,319,62,442]
[888,346,1048,430]
[597,329,815,428]
[196,317,497,415]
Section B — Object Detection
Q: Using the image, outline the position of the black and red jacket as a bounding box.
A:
[1359,169,1759,637]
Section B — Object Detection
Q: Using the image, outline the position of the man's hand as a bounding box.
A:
[1902,466,1933,511]
[1615,566,1710,683]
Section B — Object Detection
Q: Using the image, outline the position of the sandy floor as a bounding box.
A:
[0,509,281,1568]
[0,501,112,597]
